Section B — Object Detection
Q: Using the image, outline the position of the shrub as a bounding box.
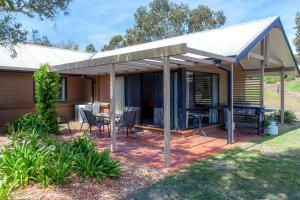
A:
[33,64,61,134]
[267,110,297,125]
[264,114,273,126]
[72,133,95,154]
[285,75,296,81]
[0,130,121,198]
[0,139,54,188]
[3,113,45,136]
[74,150,121,181]
[47,141,75,186]
[0,176,15,200]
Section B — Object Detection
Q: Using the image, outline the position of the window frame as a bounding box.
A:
[185,70,220,108]
[58,77,68,102]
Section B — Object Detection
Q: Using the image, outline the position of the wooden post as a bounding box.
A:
[260,39,265,107]
[280,69,285,125]
[228,63,234,144]
[163,56,171,167]
[110,64,116,152]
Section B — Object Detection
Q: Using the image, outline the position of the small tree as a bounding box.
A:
[33,63,60,134]
[85,43,97,53]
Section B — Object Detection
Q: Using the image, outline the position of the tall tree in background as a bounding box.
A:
[56,40,79,50]
[102,0,226,51]
[294,12,300,63]
[101,35,123,51]
[0,0,72,56]
[29,30,53,46]
[85,43,97,53]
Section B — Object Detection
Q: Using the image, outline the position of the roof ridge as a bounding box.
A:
[188,16,278,35]
[94,16,279,57]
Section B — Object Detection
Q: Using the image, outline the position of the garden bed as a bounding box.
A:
[10,158,165,200]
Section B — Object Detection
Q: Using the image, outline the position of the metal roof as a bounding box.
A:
[0,16,297,75]
[49,16,298,75]
[0,43,92,72]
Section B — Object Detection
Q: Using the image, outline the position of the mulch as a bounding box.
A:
[10,158,165,200]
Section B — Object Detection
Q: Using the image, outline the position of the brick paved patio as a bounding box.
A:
[59,123,259,172]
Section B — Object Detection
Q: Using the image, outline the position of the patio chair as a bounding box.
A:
[80,109,109,134]
[92,101,101,115]
[118,111,136,136]
[58,115,71,134]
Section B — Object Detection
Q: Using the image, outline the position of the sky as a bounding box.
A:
[16,0,300,52]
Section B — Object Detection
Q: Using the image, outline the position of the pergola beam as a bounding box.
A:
[152,57,196,67]
[173,54,215,65]
[186,47,235,63]
[49,43,187,72]
[136,59,178,68]
[121,61,163,69]
[248,52,283,67]
[58,63,161,75]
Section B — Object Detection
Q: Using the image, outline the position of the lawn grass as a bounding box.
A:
[125,128,300,200]
[285,81,300,95]
[264,88,300,119]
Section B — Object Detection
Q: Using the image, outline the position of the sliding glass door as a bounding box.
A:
[185,71,219,128]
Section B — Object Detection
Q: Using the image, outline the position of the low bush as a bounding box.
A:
[266,110,297,125]
[285,75,296,81]
[9,128,44,143]
[3,113,46,137]
[264,114,273,126]
[47,141,75,186]
[0,130,121,199]
[75,150,121,181]
[72,133,96,154]
[0,176,15,200]
[0,138,54,188]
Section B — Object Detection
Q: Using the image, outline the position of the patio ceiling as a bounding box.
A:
[49,43,235,75]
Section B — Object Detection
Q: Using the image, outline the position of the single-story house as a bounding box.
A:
[1,16,299,166]
[0,44,97,125]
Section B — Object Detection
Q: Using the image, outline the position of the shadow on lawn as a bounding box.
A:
[124,146,300,200]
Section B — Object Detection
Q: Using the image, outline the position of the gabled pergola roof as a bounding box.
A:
[49,16,299,75]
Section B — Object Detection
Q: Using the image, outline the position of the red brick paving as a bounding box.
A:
[59,124,259,172]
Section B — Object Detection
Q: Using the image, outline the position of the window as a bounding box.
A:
[59,77,67,101]
[33,77,67,102]
[185,71,219,128]
[186,72,219,108]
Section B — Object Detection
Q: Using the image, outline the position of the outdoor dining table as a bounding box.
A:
[189,112,210,137]
[95,113,123,119]
[94,113,123,136]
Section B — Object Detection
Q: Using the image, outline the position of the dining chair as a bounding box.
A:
[118,111,136,136]
[92,101,101,115]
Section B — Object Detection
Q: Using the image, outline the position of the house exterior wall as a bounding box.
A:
[0,71,92,127]
[92,64,249,129]
[95,75,110,113]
